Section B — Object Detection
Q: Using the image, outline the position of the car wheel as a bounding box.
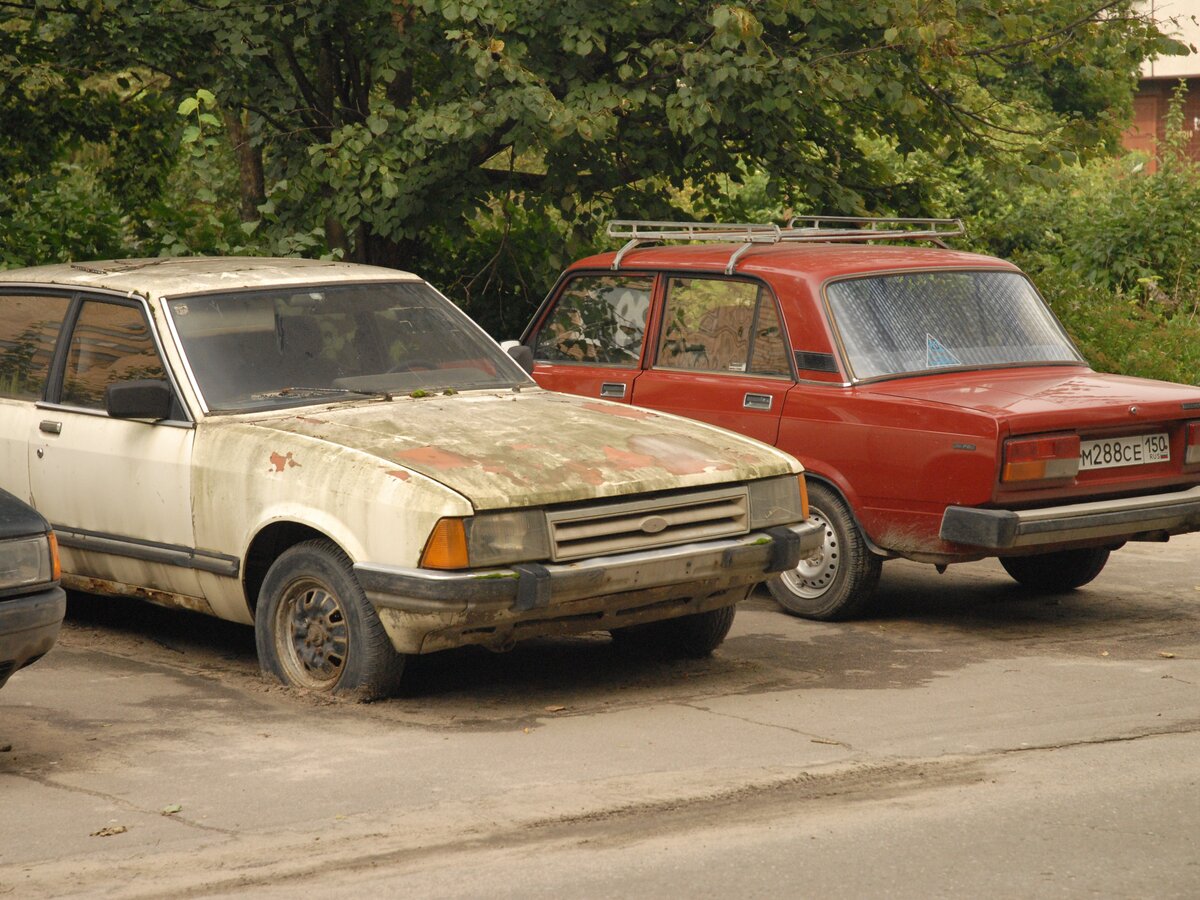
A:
[767,483,882,621]
[610,604,737,659]
[256,539,406,699]
[999,547,1110,592]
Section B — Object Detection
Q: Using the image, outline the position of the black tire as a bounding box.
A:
[766,483,881,621]
[610,605,737,659]
[255,539,406,699]
[999,547,1110,592]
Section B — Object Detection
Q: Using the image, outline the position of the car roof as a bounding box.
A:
[0,256,421,298]
[568,242,1019,281]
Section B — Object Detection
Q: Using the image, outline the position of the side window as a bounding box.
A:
[657,278,790,377]
[0,293,71,401]
[60,301,167,410]
[533,275,652,366]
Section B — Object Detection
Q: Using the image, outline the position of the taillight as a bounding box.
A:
[1002,434,1080,483]
[1186,421,1200,465]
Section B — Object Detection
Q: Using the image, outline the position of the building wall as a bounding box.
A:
[1124,1,1200,168]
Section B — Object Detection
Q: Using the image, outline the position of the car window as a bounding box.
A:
[166,280,529,411]
[0,294,71,401]
[533,275,652,366]
[60,301,167,410]
[656,278,789,376]
[826,270,1082,380]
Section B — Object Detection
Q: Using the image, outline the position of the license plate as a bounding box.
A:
[1079,433,1170,470]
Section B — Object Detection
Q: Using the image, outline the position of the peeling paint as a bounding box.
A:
[581,401,656,420]
[386,470,411,481]
[268,451,301,473]
[627,434,735,476]
[603,445,658,469]
[393,446,474,469]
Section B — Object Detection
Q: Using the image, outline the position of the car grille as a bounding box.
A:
[545,486,750,562]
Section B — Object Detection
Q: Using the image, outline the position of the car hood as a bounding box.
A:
[244,388,800,509]
[864,366,1200,430]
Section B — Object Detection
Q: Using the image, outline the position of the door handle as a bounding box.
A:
[743,393,773,411]
[39,420,62,435]
[600,382,627,399]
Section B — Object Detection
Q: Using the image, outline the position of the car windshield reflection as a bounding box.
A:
[165,280,530,411]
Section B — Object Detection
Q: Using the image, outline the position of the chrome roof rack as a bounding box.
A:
[606,216,964,274]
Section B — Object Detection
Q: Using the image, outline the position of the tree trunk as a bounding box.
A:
[222,109,265,222]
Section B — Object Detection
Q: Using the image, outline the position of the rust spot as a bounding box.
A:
[268,451,301,473]
[580,402,655,420]
[603,446,657,469]
[386,470,411,481]
[627,434,734,475]
[393,446,474,469]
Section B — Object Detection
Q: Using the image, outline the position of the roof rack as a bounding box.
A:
[607,216,965,274]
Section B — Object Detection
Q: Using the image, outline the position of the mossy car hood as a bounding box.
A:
[244,388,800,510]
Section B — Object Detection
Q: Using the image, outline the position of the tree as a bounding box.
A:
[1,1,1183,327]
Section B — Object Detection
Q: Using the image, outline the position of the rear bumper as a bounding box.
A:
[0,585,67,688]
[355,522,821,653]
[939,485,1200,551]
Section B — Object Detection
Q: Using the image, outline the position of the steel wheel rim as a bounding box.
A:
[274,577,350,690]
[779,510,839,599]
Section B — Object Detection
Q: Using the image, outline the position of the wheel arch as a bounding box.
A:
[802,474,889,559]
[243,521,347,618]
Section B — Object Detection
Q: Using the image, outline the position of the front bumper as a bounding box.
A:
[939,485,1200,551]
[355,522,821,653]
[0,585,67,689]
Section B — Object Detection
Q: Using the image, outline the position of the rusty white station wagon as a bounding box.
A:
[0,257,819,697]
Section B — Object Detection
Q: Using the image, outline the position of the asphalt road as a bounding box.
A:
[2,534,1198,899]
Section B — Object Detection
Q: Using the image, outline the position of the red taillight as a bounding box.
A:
[1002,434,1080,483]
[1186,421,1200,465]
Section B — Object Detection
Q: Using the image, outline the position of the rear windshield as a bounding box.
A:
[825,270,1082,380]
[165,280,530,411]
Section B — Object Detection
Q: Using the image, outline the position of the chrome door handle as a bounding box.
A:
[39,420,62,435]
[600,382,627,399]
[743,393,773,411]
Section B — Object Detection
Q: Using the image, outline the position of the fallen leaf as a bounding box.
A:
[1159,651,1177,659]
[161,804,183,816]
[1100,651,1110,657]
[544,705,566,712]
[91,825,128,837]
[810,738,842,746]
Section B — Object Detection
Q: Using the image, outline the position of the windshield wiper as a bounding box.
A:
[256,386,394,401]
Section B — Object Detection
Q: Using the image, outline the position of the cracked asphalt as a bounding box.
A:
[1,534,1198,898]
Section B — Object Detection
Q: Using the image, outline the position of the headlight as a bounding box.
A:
[747,475,808,528]
[0,532,58,590]
[420,511,551,569]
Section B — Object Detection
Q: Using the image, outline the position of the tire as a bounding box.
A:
[255,539,407,699]
[767,483,881,621]
[1000,547,1110,592]
[610,604,737,659]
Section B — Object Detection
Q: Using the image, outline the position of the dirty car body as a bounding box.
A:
[0,257,817,696]
[518,220,1200,620]
[0,487,65,689]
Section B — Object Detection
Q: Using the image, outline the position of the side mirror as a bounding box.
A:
[106,379,174,421]
[501,341,535,375]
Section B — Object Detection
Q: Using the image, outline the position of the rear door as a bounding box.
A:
[528,272,655,404]
[630,275,793,445]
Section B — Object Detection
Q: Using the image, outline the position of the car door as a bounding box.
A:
[527,272,655,403]
[0,291,74,503]
[27,294,205,599]
[630,275,793,445]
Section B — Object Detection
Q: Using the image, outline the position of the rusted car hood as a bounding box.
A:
[867,366,1200,429]
[244,389,800,509]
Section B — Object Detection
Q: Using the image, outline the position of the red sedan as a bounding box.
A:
[517,219,1200,619]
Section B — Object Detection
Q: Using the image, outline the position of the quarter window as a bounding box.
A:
[534,275,652,366]
[656,278,790,376]
[60,301,167,410]
[0,294,71,401]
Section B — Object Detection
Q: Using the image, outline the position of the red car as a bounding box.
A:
[517,219,1200,620]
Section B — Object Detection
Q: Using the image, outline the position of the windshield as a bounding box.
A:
[825,270,1082,380]
[165,280,530,411]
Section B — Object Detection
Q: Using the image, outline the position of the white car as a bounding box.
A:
[0,257,818,697]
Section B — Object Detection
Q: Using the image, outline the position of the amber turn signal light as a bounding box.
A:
[420,518,470,569]
[48,531,61,582]
[798,475,810,520]
[1002,434,1080,483]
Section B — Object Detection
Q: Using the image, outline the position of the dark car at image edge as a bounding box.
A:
[0,487,66,689]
